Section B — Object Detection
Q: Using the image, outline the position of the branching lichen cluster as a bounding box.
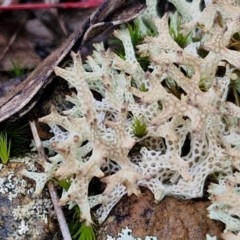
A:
[23,0,240,238]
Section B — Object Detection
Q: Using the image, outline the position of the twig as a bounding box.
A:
[0,1,103,10]
[1,0,19,7]
[29,120,72,240]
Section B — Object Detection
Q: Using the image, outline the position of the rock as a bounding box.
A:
[0,154,59,240]
[97,188,224,240]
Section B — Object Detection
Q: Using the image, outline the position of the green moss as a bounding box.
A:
[68,206,96,240]
[128,22,157,70]
[132,116,148,138]
[169,12,191,48]
[164,77,183,99]
[0,132,11,164]
[109,21,157,71]
[73,221,96,240]
[0,122,30,157]
[8,59,30,78]
[139,83,148,92]
[53,178,71,190]
[230,76,240,106]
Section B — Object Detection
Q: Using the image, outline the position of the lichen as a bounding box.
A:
[106,226,157,240]
[22,0,240,237]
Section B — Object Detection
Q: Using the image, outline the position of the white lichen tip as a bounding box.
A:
[206,234,217,240]
[106,226,157,240]
[18,220,29,235]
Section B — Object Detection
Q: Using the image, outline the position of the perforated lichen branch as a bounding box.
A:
[22,1,240,236]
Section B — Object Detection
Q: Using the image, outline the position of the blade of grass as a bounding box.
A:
[0,132,11,164]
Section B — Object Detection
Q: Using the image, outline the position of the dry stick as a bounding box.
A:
[29,120,72,240]
[0,1,104,10]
